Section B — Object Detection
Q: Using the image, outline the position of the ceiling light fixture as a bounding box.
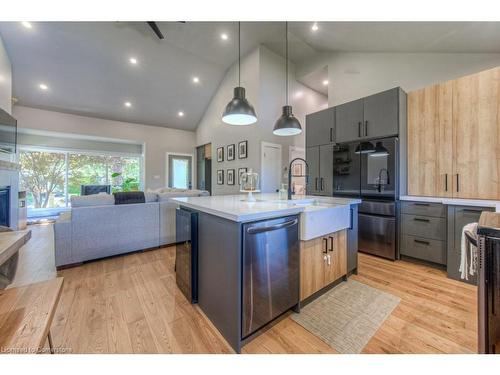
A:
[178,111,184,117]
[220,33,229,41]
[273,22,302,136]
[222,22,258,126]
[124,101,132,107]
[311,23,319,32]
[21,21,33,29]
[39,83,48,90]
[129,57,138,65]
[192,77,200,84]
[322,79,329,86]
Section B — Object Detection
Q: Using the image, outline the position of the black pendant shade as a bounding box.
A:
[354,141,376,154]
[222,22,258,126]
[370,141,389,157]
[273,105,302,136]
[222,87,257,125]
[273,22,302,136]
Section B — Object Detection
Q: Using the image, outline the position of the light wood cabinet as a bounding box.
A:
[407,67,500,200]
[300,229,347,301]
[452,68,500,199]
[408,82,453,197]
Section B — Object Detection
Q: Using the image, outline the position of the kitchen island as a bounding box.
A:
[172,193,360,352]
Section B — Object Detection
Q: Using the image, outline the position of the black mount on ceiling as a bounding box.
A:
[147,22,165,39]
[147,22,187,40]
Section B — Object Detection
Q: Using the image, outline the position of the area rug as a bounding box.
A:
[291,279,400,353]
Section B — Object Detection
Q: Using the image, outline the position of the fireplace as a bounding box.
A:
[0,186,10,227]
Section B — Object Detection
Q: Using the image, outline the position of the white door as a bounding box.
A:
[261,143,282,193]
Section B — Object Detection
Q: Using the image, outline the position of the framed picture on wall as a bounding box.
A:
[238,167,247,185]
[227,144,235,161]
[217,170,224,185]
[217,147,224,162]
[227,169,235,185]
[238,140,248,159]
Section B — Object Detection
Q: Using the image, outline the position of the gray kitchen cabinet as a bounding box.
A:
[335,87,404,143]
[305,107,335,147]
[363,88,399,139]
[335,98,364,143]
[447,205,494,285]
[306,146,320,195]
[318,144,334,196]
[347,204,359,275]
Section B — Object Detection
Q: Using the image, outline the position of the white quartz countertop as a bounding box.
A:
[400,195,500,212]
[172,193,361,222]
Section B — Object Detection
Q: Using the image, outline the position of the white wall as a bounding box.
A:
[0,36,12,114]
[196,46,327,195]
[13,106,197,190]
[299,52,500,107]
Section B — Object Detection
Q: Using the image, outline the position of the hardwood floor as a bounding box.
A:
[13,224,478,354]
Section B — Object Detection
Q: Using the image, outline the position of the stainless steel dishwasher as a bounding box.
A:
[242,215,300,338]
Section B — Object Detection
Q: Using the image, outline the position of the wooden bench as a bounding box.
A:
[0,277,64,354]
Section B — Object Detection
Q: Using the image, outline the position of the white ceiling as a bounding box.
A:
[1,21,500,131]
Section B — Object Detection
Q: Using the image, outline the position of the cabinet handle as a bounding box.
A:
[462,208,483,214]
[320,178,324,191]
[329,236,334,252]
[322,238,328,254]
[365,120,368,137]
[330,128,333,142]
[456,174,460,192]
[445,174,448,192]
[414,239,430,246]
[315,178,318,190]
[413,217,430,223]
[358,122,362,137]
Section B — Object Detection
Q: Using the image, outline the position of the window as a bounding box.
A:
[168,154,192,189]
[19,148,142,216]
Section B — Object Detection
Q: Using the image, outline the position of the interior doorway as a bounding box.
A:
[260,142,282,193]
[196,143,212,194]
[167,153,193,189]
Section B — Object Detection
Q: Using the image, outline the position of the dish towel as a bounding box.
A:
[459,222,478,280]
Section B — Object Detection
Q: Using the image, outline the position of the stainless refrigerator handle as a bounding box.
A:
[246,219,298,235]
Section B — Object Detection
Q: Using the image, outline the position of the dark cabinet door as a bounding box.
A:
[306,146,320,195]
[447,205,494,284]
[335,98,364,143]
[363,88,399,139]
[305,107,335,147]
[318,144,334,196]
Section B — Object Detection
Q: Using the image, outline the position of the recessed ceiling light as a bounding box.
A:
[220,33,229,41]
[178,111,184,117]
[294,91,304,98]
[39,83,48,90]
[322,80,329,86]
[129,57,138,65]
[21,21,33,29]
[192,77,200,84]
[311,23,319,32]
[124,101,132,107]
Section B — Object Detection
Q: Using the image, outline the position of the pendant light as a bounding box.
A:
[354,141,376,154]
[273,22,302,136]
[370,141,389,157]
[222,22,258,126]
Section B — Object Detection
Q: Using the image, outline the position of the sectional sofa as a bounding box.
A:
[53,189,209,268]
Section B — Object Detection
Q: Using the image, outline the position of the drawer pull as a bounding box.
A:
[414,239,430,246]
[462,209,483,214]
[413,203,430,207]
[413,218,430,223]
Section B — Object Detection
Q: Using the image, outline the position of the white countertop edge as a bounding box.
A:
[173,200,305,222]
[400,195,500,212]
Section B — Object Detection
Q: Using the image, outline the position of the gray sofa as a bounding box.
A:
[54,189,208,267]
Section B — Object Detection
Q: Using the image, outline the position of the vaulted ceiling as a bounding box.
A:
[1,21,500,131]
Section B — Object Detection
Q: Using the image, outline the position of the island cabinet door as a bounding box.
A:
[300,236,327,300]
[323,230,347,285]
